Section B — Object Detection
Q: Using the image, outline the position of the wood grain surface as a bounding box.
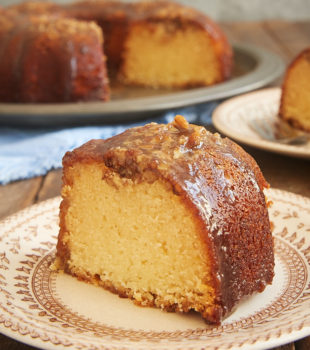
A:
[0,20,310,350]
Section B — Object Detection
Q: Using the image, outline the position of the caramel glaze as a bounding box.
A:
[0,9,109,102]
[60,116,274,323]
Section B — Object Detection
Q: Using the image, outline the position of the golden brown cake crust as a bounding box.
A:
[0,9,109,102]
[58,116,274,323]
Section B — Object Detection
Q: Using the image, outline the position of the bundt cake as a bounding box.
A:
[54,115,274,324]
[279,48,310,132]
[1,0,233,103]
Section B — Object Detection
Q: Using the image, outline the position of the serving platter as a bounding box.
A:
[0,44,284,126]
[0,188,310,350]
[212,88,310,159]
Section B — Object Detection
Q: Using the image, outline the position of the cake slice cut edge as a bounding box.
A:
[55,162,222,323]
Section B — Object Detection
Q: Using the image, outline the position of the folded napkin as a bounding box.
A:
[0,102,218,185]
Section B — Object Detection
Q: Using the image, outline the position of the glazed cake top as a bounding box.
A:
[64,115,267,192]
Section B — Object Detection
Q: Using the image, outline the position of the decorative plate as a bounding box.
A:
[212,87,310,159]
[0,188,310,350]
[0,44,284,127]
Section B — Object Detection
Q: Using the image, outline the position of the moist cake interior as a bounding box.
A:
[61,162,216,315]
[120,22,221,87]
[281,54,310,131]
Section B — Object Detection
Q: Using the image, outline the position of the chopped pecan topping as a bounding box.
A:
[186,129,202,148]
[173,115,189,131]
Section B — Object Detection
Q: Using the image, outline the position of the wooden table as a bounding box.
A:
[0,20,309,350]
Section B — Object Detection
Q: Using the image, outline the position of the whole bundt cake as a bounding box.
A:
[1,0,233,103]
[54,115,274,324]
[279,48,310,132]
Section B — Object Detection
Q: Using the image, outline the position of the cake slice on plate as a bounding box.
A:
[54,115,274,324]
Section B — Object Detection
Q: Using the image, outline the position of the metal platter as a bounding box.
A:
[0,43,285,126]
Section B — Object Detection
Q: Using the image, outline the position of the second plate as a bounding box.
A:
[212,87,310,159]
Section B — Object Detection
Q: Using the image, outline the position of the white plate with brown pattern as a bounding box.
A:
[212,87,310,159]
[0,188,310,350]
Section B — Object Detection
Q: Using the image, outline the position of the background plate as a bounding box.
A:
[212,88,310,159]
[0,44,284,126]
[0,188,310,350]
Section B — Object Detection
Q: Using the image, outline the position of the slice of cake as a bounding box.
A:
[279,48,310,132]
[54,115,274,324]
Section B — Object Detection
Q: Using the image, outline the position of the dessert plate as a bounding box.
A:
[212,87,310,159]
[0,44,284,126]
[0,188,310,350]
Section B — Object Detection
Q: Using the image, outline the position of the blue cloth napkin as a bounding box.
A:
[0,102,218,185]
